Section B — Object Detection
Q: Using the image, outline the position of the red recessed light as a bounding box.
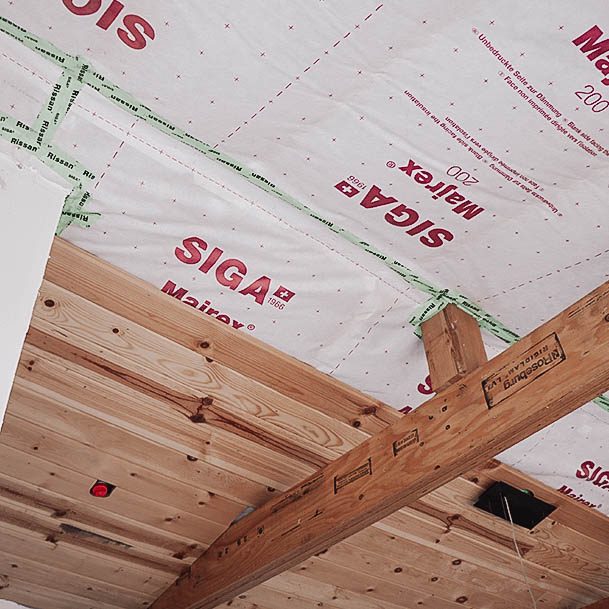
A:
[89,480,115,498]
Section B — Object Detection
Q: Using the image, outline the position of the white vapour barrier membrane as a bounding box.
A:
[0,1,608,512]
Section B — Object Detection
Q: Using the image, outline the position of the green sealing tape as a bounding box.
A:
[56,184,100,233]
[0,111,95,187]
[408,294,452,339]
[0,16,608,414]
[33,60,89,147]
[0,16,77,70]
[0,98,97,234]
[593,394,609,414]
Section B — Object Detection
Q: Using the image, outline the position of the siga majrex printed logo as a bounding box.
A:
[173,236,296,308]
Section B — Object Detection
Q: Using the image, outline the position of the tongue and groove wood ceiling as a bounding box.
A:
[0,239,608,609]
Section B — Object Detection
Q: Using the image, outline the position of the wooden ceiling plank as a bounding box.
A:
[0,493,189,576]
[0,443,207,562]
[0,476,197,560]
[288,555,468,609]
[218,586,347,609]
[524,530,609,592]
[19,341,311,492]
[32,280,365,468]
[377,509,602,605]
[261,570,419,609]
[346,525,569,609]
[1,411,235,542]
[46,238,398,435]
[9,379,249,528]
[149,278,609,609]
[1,580,115,609]
[318,540,528,609]
[4,389,257,520]
[421,303,487,392]
[385,511,603,606]
[0,548,150,607]
[531,519,609,570]
[0,568,132,609]
[214,600,274,609]
[0,522,171,594]
[0,520,185,584]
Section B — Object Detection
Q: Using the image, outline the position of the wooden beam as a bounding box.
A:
[150,279,609,609]
[421,303,487,391]
[583,599,609,609]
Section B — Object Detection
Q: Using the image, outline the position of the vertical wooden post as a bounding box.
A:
[421,304,487,392]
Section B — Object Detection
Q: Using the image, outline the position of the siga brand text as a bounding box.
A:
[61,1,154,49]
[174,236,296,307]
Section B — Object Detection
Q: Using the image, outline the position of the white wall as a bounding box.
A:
[0,154,67,429]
